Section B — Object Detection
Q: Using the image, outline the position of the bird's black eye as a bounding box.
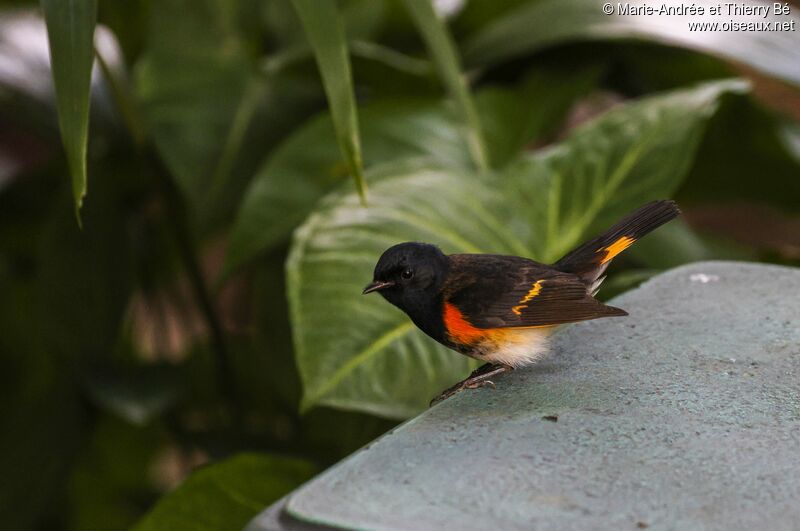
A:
[401,268,414,280]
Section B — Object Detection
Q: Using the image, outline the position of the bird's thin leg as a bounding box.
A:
[466,362,499,379]
[430,363,513,406]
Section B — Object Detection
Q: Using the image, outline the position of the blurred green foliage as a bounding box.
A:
[1,0,798,529]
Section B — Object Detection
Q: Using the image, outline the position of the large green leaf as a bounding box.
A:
[227,67,598,272]
[40,0,98,220]
[288,80,747,418]
[291,0,367,203]
[464,0,800,88]
[402,0,487,170]
[510,80,748,262]
[132,453,315,531]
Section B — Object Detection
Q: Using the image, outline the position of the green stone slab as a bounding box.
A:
[250,262,800,530]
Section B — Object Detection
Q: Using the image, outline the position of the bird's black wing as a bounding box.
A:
[444,254,626,329]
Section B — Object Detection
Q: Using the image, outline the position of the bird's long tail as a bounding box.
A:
[554,200,680,293]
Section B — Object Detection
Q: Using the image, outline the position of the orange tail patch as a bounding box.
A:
[599,236,635,265]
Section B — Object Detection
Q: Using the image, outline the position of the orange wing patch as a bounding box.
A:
[599,235,636,265]
[511,280,543,316]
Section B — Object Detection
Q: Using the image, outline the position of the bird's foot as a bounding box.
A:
[429,363,512,406]
[465,379,495,390]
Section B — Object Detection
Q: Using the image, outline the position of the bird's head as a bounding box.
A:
[363,242,448,311]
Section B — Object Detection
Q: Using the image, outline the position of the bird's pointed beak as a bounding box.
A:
[362,280,395,294]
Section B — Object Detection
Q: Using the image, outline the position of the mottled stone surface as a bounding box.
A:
[249,262,800,531]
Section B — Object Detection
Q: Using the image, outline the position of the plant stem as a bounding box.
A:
[208,76,265,203]
[402,0,488,171]
[95,46,242,425]
[149,153,243,428]
[94,46,146,148]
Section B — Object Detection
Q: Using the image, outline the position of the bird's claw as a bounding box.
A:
[465,379,495,390]
[429,363,512,406]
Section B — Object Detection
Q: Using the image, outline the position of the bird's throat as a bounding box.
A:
[401,293,447,346]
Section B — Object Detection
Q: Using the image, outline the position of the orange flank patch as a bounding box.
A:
[443,302,488,344]
[443,302,553,349]
[443,302,557,364]
[599,235,636,264]
[511,280,543,316]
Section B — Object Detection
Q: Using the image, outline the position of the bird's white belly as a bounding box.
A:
[475,326,555,368]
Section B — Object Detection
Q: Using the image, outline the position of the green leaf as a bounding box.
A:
[40,0,98,220]
[227,68,597,273]
[464,0,800,88]
[402,0,488,170]
[226,100,470,273]
[263,0,388,47]
[135,0,252,207]
[476,65,601,167]
[340,0,389,41]
[517,80,749,262]
[288,80,747,418]
[626,220,714,269]
[291,0,368,204]
[132,453,316,531]
[452,0,529,35]
[349,40,433,78]
[679,93,800,212]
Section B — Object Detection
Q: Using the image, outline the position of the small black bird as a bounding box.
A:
[363,200,680,404]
